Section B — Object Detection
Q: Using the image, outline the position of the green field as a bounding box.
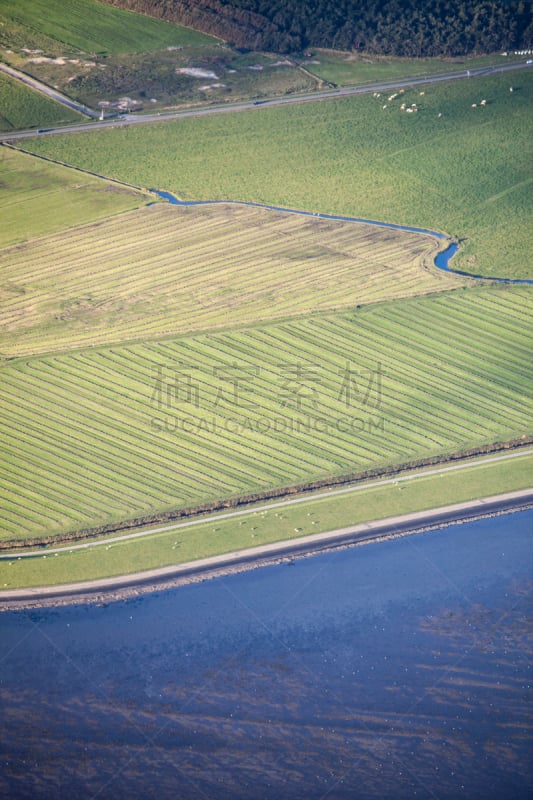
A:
[1,451,531,589]
[0,0,215,54]
[304,50,526,87]
[0,72,82,132]
[1,287,531,542]
[20,70,533,279]
[0,200,465,357]
[0,14,531,589]
[0,146,150,248]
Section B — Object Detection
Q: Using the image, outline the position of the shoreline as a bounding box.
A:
[1,489,531,611]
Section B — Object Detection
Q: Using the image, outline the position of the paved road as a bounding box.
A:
[1,59,531,142]
[0,61,97,118]
[1,488,531,605]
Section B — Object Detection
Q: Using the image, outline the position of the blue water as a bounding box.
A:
[1,509,532,800]
[434,241,533,284]
[152,190,533,285]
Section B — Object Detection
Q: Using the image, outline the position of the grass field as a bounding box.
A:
[0,146,150,248]
[0,0,215,54]
[0,200,465,357]
[304,50,527,87]
[1,450,531,589]
[20,70,533,279]
[1,286,531,542]
[0,72,82,132]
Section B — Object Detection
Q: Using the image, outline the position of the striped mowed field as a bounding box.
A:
[0,202,463,357]
[1,287,531,541]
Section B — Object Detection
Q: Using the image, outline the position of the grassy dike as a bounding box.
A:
[1,450,531,591]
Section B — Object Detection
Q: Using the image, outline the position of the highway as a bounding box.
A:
[0,59,531,142]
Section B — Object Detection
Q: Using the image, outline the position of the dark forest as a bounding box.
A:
[101,0,532,55]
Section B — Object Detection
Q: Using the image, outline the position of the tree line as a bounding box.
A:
[101,0,532,56]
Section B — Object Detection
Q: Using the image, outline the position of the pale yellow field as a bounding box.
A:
[0,201,465,357]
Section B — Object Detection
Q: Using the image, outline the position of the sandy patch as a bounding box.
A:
[176,67,218,79]
[28,56,66,64]
[27,56,94,66]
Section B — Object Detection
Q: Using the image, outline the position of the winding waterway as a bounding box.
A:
[1,509,531,799]
[153,190,533,285]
